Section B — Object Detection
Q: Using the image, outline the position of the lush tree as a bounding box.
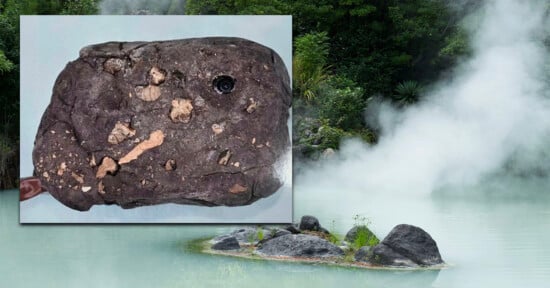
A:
[392,80,423,107]
[293,32,330,101]
[317,78,366,130]
[61,0,99,14]
[186,0,290,15]
[0,50,13,72]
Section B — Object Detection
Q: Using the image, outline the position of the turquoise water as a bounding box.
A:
[2,178,550,287]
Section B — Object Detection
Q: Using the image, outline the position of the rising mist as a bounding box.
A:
[295,0,550,207]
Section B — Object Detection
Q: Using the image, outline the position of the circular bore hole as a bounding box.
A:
[213,75,236,94]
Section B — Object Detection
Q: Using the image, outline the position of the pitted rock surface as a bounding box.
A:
[256,234,344,258]
[32,37,291,211]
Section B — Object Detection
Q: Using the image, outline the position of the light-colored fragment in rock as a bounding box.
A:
[229,184,248,194]
[57,162,67,176]
[108,122,136,144]
[98,181,105,194]
[103,58,125,74]
[218,150,232,166]
[212,123,224,135]
[96,157,118,179]
[246,98,257,113]
[136,85,161,101]
[149,67,166,85]
[119,130,165,164]
[71,172,84,184]
[89,154,96,167]
[170,99,193,123]
[81,186,92,192]
[165,159,176,171]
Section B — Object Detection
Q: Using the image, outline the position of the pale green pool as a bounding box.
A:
[2,176,550,287]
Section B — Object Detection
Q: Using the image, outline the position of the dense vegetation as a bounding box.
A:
[0,0,493,188]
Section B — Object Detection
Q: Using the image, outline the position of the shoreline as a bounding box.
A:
[193,239,448,271]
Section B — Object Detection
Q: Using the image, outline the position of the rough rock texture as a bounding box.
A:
[284,224,301,234]
[212,236,240,250]
[367,224,443,267]
[381,224,443,266]
[368,243,419,267]
[345,225,379,243]
[32,37,291,211]
[213,227,273,245]
[256,234,344,258]
[354,246,371,262]
[271,228,291,238]
[299,215,321,231]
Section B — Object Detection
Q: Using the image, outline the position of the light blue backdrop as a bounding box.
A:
[19,15,292,223]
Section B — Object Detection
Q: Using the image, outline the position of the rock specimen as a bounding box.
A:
[299,215,321,231]
[32,37,291,211]
[368,224,444,267]
[354,246,371,262]
[367,243,419,267]
[212,236,241,251]
[213,227,292,247]
[213,227,271,245]
[256,234,344,258]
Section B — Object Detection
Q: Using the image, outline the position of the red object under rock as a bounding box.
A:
[20,177,46,201]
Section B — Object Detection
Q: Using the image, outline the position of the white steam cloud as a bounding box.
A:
[296,0,550,209]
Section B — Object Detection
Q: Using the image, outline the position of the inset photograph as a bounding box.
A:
[20,15,292,223]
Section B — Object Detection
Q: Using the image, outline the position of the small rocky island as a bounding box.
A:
[197,215,445,269]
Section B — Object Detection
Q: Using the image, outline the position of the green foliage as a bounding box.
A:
[440,29,470,59]
[317,78,365,130]
[99,0,185,15]
[247,231,255,244]
[315,124,350,151]
[61,0,99,15]
[186,0,290,15]
[393,80,423,106]
[0,50,14,72]
[293,32,330,101]
[327,220,341,245]
[256,228,264,241]
[351,214,379,250]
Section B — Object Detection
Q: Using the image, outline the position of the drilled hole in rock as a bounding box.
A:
[213,75,236,94]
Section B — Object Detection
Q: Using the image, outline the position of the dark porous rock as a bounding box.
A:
[212,236,240,251]
[382,224,444,266]
[256,234,344,258]
[299,215,321,231]
[284,224,301,234]
[213,227,272,245]
[345,225,379,244]
[368,243,419,267]
[354,246,371,262]
[270,228,291,238]
[257,228,292,246]
[32,37,291,211]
